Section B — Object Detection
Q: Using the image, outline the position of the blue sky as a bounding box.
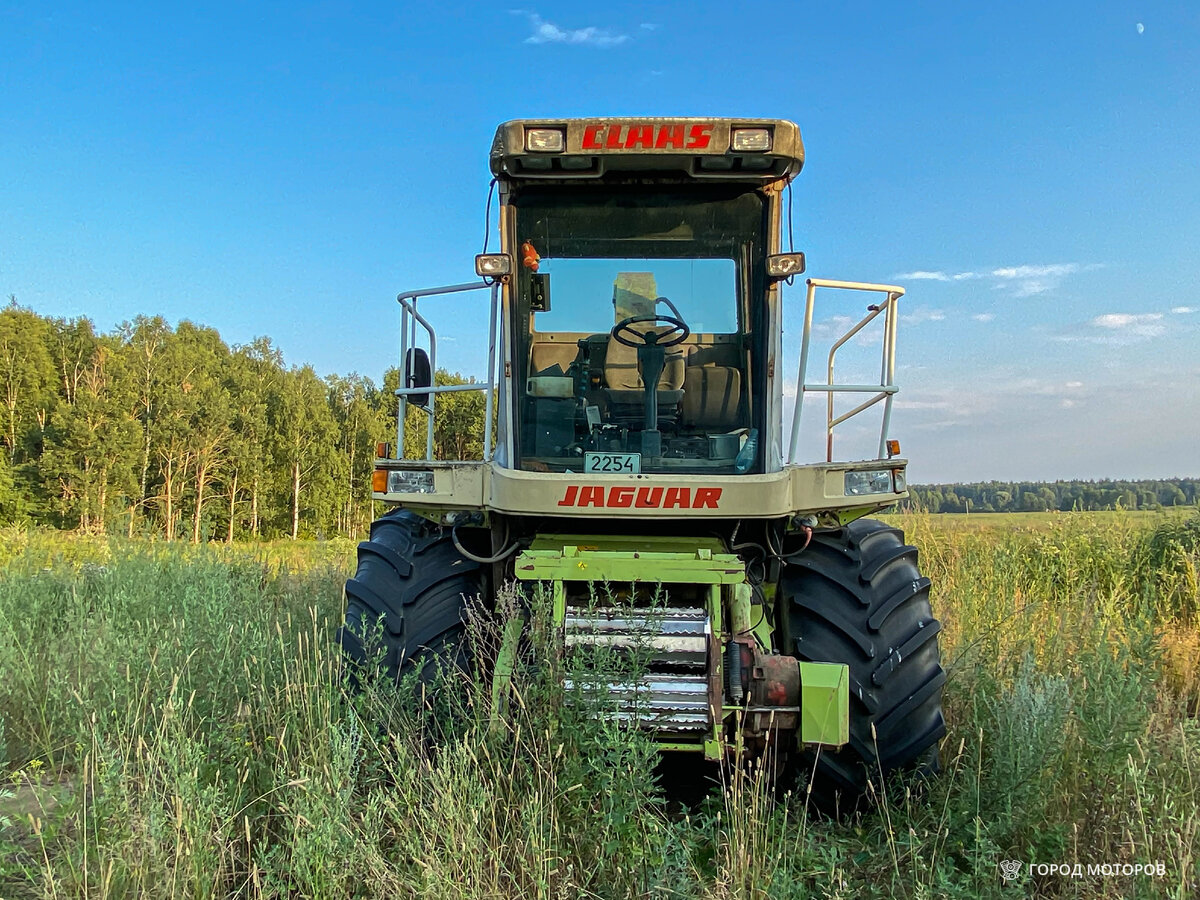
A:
[2,1,1197,482]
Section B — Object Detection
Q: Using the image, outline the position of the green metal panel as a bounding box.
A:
[551,581,566,628]
[799,661,849,747]
[707,583,722,752]
[753,582,777,652]
[657,741,705,753]
[730,582,752,634]
[515,534,745,585]
[489,613,524,732]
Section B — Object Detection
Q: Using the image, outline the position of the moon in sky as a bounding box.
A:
[1137,22,1145,34]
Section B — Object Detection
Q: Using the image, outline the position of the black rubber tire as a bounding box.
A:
[339,509,482,685]
[782,517,946,812]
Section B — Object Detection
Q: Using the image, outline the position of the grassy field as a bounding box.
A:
[0,511,1197,899]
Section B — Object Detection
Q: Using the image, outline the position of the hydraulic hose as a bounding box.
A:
[451,519,520,564]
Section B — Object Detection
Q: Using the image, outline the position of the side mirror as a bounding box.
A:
[405,347,432,410]
[767,252,806,280]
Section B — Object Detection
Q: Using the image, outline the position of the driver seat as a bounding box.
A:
[604,273,685,426]
[603,325,686,416]
[604,325,687,393]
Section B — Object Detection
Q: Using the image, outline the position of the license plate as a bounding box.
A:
[583,452,641,474]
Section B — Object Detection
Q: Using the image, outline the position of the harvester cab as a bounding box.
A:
[344,118,945,805]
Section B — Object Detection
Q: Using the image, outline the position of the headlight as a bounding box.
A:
[844,469,893,496]
[731,128,771,151]
[386,469,436,494]
[474,253,512,277]
[767,252,806,278]
[525,128,565,152]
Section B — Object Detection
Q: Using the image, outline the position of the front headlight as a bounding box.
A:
[525,128,566,152]
[731,128,771,151]
[844,469,893,496]
[387,469,436,494]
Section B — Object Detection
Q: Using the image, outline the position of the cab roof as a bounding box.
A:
[491,117,803,182]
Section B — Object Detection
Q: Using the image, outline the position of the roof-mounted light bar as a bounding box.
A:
[490,118,803,182]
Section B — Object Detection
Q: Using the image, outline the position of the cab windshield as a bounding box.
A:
[512,184,768,475]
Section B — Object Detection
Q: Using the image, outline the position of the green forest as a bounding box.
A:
[3,299,1195,540]
[0,299,486,539]
[905,479,1200,513]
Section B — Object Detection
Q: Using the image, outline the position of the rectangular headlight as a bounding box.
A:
[386,469,436,494]
[767,252,806,278]
[475,253,512,277]
[843,469,893,496]
[525,128,565,152]
[731,128,771,151]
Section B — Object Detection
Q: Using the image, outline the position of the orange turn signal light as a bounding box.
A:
[375,441,389,459]
[886,439,901,458]
[372,468,387,493]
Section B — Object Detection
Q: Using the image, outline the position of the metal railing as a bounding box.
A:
[787,278,904,464]
[396,281,502,461]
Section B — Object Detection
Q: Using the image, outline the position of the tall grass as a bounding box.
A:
[0,512,1196,898]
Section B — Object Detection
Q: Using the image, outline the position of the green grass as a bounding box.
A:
[0,512,1197,899]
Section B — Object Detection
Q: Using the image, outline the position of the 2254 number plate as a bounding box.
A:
[583,452,641,474]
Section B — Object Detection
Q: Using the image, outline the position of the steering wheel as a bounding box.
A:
[611,312,691,349]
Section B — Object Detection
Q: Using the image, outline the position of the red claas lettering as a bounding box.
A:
[577,122,715,152]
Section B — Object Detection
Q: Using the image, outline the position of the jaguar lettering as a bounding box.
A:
[556,485,722,509]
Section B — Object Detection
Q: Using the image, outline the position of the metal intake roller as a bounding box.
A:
[563,605,712,734]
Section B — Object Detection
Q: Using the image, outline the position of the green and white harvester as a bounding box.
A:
[341,118,945,806]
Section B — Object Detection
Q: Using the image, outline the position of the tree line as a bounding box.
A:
[0,298,485,539]
[904,479,1200,514]
[4,297,1195,538]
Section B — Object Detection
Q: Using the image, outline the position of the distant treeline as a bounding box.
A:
[904,480,1200,513]
[5,298,1195,536]
[0,299,484,539]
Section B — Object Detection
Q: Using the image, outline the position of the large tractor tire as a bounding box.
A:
[782,518,946,812]
[339,509,482,685]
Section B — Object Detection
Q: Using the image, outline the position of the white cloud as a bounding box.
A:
[892,399,953,410]
[972,313,995,322]
[1171,306,1196,314]
[1056,312,1166,344]
[812,314,855,336]
[990,263,1080,279]
[893,262,1089,297]
[895,270,951,282]
[1092,312,1163,330]
[521,12,630,46]
[905,306,947,325]
[1013,280,1052,297]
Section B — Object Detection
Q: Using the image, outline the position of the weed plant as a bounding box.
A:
[0,512,1196,898]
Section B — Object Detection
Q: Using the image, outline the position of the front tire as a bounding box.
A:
[783,518,946,811]
[339,509,482,685]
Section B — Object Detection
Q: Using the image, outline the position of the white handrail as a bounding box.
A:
[787,278,904,464]
[395,281,501,461]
